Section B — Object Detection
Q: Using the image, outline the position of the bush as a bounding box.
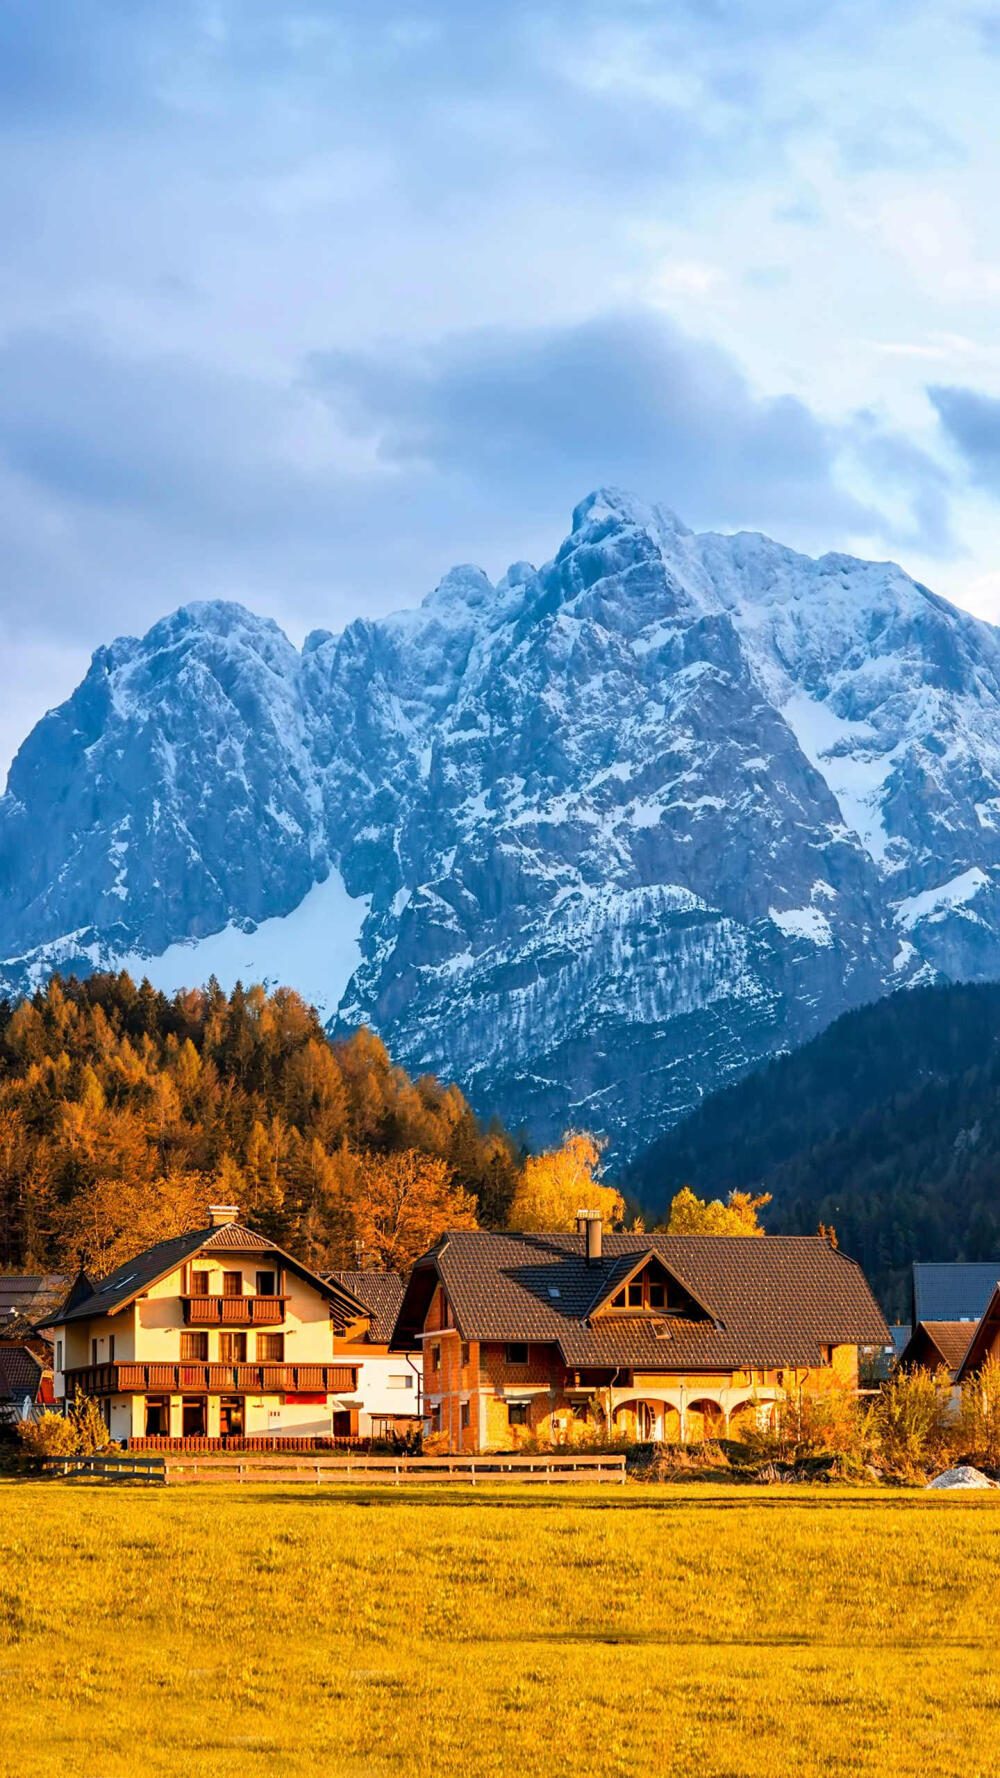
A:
[17,1412,78,1459]
[68,1392,112,1456]
[958,1354,1000,1470]
[870,1366,954,1478]
[16,1392,112,1464]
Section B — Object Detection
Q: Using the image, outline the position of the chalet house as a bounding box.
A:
[0,1340,54,1427]
[328,1271,421,1437]
[953,1281,1000,1384]
[41,1206,383,1442]
[390,1219,890,1453]
[898,1321,975,1384]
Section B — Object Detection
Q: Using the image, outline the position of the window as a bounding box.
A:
[222,1271,242,1298]
[505,1342,528,1366]
[460,1341,470,1367]
[220,1331,247,1364]
[428,1343,440,1373]
[612,1269,670,1312]
[91,1338,98,1365]
[109,1335,115,1363]
[257,1332,284,1363]
[255,1270,276,1297]
[55,1340,63,1372]
[572,1402,589,1422]
[387,1374,413,1390]
[460,1402,470,1430]
[507,1401,529,1426]
[189,1271,210,1297]
[181,1331,208,1362]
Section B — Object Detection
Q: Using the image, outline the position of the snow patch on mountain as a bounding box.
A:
[894,869,991,932]
[115,869,368,1019]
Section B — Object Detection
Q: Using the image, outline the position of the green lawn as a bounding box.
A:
[3,1479,1000,1777]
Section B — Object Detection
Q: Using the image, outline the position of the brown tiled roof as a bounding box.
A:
[329,1272,406,1344]
[391,1231,890,1370]
[0,1344,45,1402]
[200,1224,274,1252]
[43,1223,347,1326]
[899,1320,976,1378]
[955,1283,1000,1382]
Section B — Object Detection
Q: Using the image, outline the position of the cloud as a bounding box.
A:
[930,384,1000,486]
[309,310,953,552]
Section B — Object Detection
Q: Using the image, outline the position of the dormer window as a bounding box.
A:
[608,1265,690,1315]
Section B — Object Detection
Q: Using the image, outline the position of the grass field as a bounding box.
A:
[3,1479,1000,1778]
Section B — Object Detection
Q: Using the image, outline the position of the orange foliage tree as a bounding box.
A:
[507,1132,624,1233]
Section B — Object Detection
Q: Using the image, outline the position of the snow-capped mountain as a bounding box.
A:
[6,487,1000,1158]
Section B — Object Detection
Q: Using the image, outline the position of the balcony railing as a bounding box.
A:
[183,1295,286,1325]
[63,1362,358,1397]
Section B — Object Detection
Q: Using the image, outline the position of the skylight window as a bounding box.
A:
[548,1287,561,1298]
[102,1273,137,1293]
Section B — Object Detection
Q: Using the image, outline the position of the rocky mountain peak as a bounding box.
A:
[5,491,1000,1159]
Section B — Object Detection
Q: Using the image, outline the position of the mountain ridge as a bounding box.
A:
[5,487,1000,1158]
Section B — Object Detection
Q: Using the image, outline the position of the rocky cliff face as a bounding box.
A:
[6,488,1000,1157]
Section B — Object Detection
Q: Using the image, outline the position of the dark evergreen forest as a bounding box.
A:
[626,983,1000,1316]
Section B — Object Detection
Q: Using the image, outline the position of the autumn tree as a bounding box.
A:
[54,1171,214,1275]
[343,1147,477,1270]
[507,1132,624,1233]
[664,1186,771,1236]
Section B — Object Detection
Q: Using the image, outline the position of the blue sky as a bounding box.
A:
[4,1,1000,774]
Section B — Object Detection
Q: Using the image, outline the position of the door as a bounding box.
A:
[182,1398,206,1438]
[219,1396,244,1437]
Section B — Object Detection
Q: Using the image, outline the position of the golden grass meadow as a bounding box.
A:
[4,1479,1000,1778]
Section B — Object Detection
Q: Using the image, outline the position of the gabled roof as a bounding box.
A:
[391,1230,890,1370]
[0,1344,45,1403]
[585,1248,717,1323]
[955,1283,1000,1382]
[912,1263,1000,1326]
[329,1272,406,1344]
[898,1320,974,1380]
[41,1223,356,1327]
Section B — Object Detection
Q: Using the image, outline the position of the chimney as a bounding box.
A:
[207,1205,240,1228]
[579,1211,603,1267]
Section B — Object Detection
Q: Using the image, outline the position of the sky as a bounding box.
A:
[6,1,1000,777]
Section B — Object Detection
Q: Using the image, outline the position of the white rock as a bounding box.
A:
[926,1465,998,1489]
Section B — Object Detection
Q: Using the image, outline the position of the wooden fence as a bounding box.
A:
[129,1434,369,1453]
[160,1451,627,1485]
[41,1453,166,1484]
[40,1450,626,1487]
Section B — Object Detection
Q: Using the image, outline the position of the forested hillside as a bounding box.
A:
[626,983,1000,1315]
[0,973,523,1276]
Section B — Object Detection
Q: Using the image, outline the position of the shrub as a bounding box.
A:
[68,1391,112,1456]
[958,1354,1000,1470]
[17,1412,79,1459]
[870,1366,954,1477]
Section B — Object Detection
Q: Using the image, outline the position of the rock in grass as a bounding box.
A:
[926,1465,998,1489]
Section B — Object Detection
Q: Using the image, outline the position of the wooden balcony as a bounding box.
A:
[63,1362,358,1397]
[183,1295,286,1326]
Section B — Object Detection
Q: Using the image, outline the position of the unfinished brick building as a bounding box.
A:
[390,1218,889,1453]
